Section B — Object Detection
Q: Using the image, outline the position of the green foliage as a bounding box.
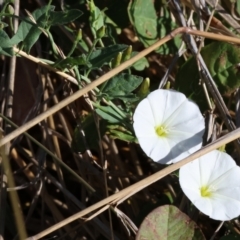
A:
[135,195,171,226]
[99,73,143,101]
[8,1,146,147]
[128,0,158,48]
[157,7,182,54]
[136,205,205,240]
[88,44,128,69]
[128,0,181,54]
[53,54,90,68]
[0,29,14,56]
[175,41,240,110]
[95,105,124,124]
[108,127,136,142]
[54,44,130,71]
[131,52,149,71]
[88,0,105,39]
[72,100,137,152]
[11,5,82,53]
[0,0,147,152]
[3,0,240,238]
[11,5,54,52]
[48,9,83,26]
[94,104,137,142]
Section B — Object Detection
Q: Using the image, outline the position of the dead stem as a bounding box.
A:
[26,126,240,240]
[4,27,240,148]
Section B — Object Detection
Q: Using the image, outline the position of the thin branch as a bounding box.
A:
[26,126,240,240]
[2,27,240,148]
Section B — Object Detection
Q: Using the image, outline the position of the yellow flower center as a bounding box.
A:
[200,185,212,197]
[155,125,168,137]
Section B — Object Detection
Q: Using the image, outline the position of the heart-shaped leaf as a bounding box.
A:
[0,30,14,56]
[100,73,143,100]
[175,41,240,110]
[88,44,128,69]
[48,9,83,26]
[136,205,205,240]
[11,5,55,52]
[128,0,181,54]
[53,54,91,69]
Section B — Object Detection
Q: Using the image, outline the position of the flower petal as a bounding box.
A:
[133,115,156,138]
[137,136,171,161]
[166,99,204,131]
[206,152,237,186]
[180,150,240,221]
[211,167,240,198]
[146,89,186,126]
[163,130,203,163]
[133,89,205,163]
[179,159,202,190]
[164,99,205,163]
[133,97,156,128]
[205,193,240,220]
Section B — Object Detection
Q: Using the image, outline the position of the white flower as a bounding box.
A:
[133,89,205,164]
[179,150,240,221]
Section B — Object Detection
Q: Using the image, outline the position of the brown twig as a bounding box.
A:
[3,27,240,148]
[26,125,240,240]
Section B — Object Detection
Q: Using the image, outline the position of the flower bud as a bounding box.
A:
[137,78,150,98]
[96,25,106,39]
[122,45,132,62]
[111,52,122,68]
[7,4,14,15]
[76,29,82,41]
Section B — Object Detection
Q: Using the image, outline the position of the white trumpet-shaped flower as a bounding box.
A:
[179,150,240,221]
[133,89,205,164]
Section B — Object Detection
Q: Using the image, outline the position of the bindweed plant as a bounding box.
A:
[179,150,240,221]
[2,0,240,239]
[133,89,205,164]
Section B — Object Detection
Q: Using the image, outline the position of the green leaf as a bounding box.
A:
[100,73,143,100]
[71,114,106,153]
[88,44,128,69]
[92,8,104,33]
[96,105,124,124]
[109,128,136,142]
[136,205,205,240]
[48,9,83,26]
[128,1,181,54]
[0,30,14,56]
[11,5,55,52]
[105,94,139,102]
[53,54,91,69]
[128,0,158,48]
[131,52,149,71]
[175,41,240,110]
[135,196,172,226]
[88,0,104,38]
[157,7,182,54]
